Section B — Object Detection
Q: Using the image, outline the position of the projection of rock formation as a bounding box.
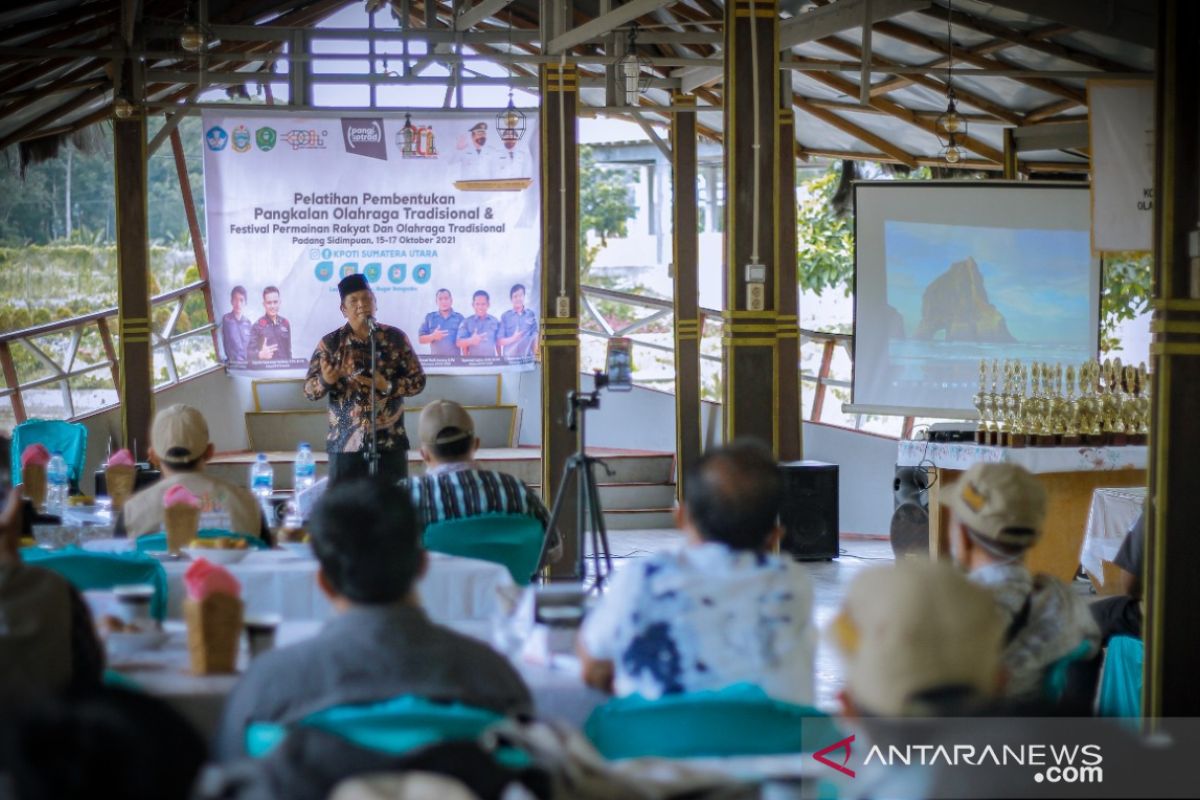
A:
[912,257,1016,343]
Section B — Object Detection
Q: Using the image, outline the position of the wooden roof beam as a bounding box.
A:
[920,5,1141,73]
[547,0,677,54]
[815,36,1024,126]
[1023,98,1080,124]
[793,94,918,167]
[805,69,1004,162]
[872,20,1087,107]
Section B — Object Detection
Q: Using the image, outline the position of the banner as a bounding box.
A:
[1088,80,1154,253]
[202,112,540,376]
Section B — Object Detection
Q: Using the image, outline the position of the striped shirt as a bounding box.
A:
[405,462,562,564]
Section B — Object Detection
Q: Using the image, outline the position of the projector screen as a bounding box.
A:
[852,182,1099,418]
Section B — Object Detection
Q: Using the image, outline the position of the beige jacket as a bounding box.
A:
[122,471,263,538]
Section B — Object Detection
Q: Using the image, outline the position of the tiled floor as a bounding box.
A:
[604,529,896,711]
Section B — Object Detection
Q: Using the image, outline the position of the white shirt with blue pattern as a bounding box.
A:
[580,542,817,705]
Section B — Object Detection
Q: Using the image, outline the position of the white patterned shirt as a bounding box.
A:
[580,542,816,705]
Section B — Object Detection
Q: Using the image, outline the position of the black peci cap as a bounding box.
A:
[338,273,370,299]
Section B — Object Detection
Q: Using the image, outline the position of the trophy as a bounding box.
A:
[1099,358,1120,445]
[985,359,1001,445]
[1061,364,1081,446]
[1008,361,1028,448]
[1120,364,1141,445]
[973,360,989,444]
[1136,362,1151,444]
[1078,360,1100,443]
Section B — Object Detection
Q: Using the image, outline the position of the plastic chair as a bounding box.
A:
[1097,635,1143,720]
[245,695,504,759]
[21,548,169,621]
[11,418,88,492]
[423,514,546,586]
[1043,639,1095,704]
[135,528,270,553]
[583,683,841,761]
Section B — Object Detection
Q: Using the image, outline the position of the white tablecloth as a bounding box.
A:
[1081,487,1146,585]
[897,441,1147,474]
[111,620,606,739]
[161,551,515,625]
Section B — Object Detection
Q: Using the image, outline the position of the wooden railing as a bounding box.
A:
[0,280,217,426]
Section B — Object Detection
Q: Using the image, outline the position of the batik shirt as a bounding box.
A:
[970,562,1100,701]
[500,308,538,358]
[303,323,426,453]
[418,310,464,356]
[405,461,562,565]
[457,314,501,357]
[579,542,817,704]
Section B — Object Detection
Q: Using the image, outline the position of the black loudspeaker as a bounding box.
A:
[778,460,839,561]
[890,465,930,559]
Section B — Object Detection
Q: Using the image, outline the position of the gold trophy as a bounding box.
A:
[1009,361,1028,448]
[1062,365,1081,445]
[973,360,989,444]
[1136,362,1151,444]
[1078,360,1100,443]
[987,359,1002,445]
[1099,358,1120,445]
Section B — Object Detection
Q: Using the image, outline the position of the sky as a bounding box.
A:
[884,220,1094,345]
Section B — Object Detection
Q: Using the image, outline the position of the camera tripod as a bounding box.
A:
[541,373,616,591]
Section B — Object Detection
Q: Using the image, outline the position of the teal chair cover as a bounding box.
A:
[423,514,546,585]
[21,548,168,621]
[1043,640,1094,703]
[135,528,269,553]
[246,695,505,759]
[583,683,841,761]
[1097,635,1143,721]
[11,418,88,491]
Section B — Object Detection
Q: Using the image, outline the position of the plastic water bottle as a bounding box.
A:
[250,453,274,506]
[46,451,69,517]
[293,443,316,493]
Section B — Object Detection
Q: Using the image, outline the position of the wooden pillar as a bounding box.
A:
[113,73,153,452]
[1002,127,1018,180]
[775,104,802,460]
[672,92,702,499]
[1145,0,1200,718]
[722,0,780,450]
[540,61,582,578]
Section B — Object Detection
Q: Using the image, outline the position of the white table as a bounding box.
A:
[110,620,606,739]
[160,551,515,626]
[1081,487,1146,590]
[898,441,1146,583]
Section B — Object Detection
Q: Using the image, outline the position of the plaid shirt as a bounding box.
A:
[304,323,426,453]
[405,462,561,563]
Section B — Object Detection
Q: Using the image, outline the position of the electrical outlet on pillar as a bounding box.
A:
[747,282,766,312]
[556,295,571,318]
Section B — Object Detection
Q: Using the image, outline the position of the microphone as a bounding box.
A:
[365,315,379,333]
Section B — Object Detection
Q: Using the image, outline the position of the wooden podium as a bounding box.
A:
[898,441,1147,584]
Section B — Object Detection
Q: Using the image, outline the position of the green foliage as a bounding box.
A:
[796,164,855,297]
[1101,252,1153,353]
[579,145,639,273]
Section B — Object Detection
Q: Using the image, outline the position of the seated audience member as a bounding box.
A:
[0,686,207,800]
[831,560,1006,718]
[406,399,562,566]
[117,404,267,542]
[946,462,1099,702]
[0,486,104,698]
[1089,512,1144,644]
[578,440,816,705]
[214,480,532,761]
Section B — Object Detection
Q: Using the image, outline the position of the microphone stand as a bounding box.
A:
[366,317,380,478]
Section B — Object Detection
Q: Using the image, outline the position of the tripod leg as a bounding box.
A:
[582,460,614,588]
[543,458,581,581]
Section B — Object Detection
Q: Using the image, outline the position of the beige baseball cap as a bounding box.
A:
[418,399,475,447]
[945,462,1047,551]
[151,404,210,467]
[830,560,1005,716]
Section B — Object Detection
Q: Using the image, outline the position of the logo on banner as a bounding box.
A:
[232,125,252,152]
[339,263,359,278]
[412,263,431,284]
[341,118,388,160]
[206,126,228,151]
[282,129,327,150]
[362,262,382,282]
[397,125,438,158]
[256,127,277,151]
[314,261,334,281]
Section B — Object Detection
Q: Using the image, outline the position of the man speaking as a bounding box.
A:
[304,274,426,484]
